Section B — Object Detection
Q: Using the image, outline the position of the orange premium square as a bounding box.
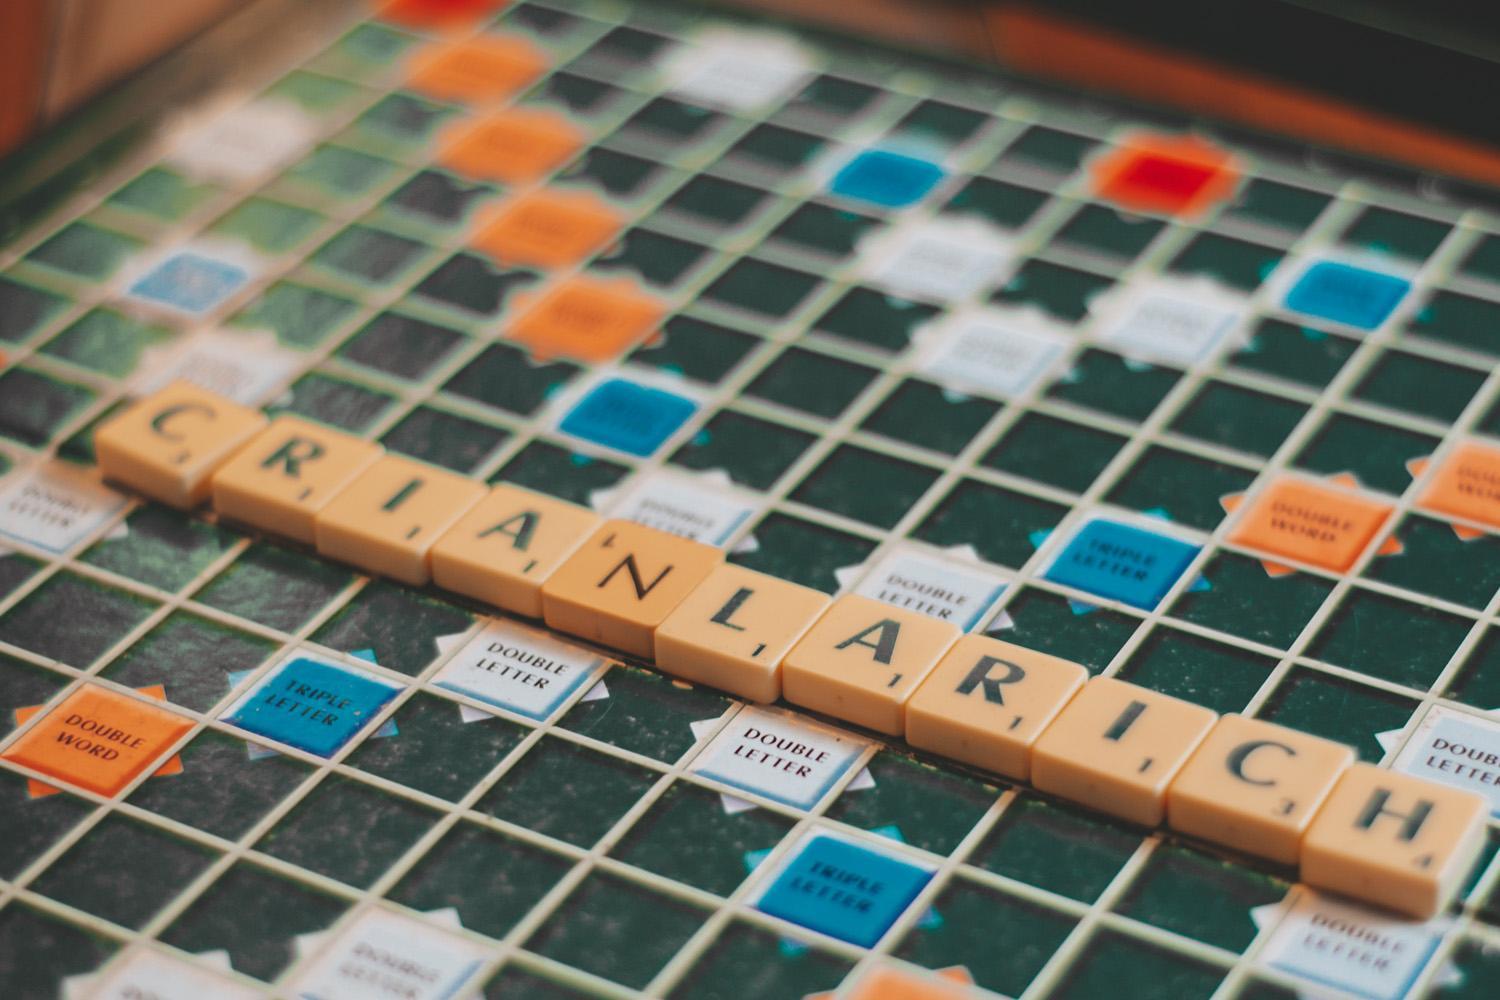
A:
[1090,134,1240,218]
[381,0,508,30]
[407,35,548,104]
[1226,477,1393,573]
[4,685,192,798]
[438,109,583,184]
[508,277,665,362]
[471,190,623,269]
[1417,440,1500,532]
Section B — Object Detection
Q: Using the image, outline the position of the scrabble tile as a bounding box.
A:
[471,189,623,269]
[430,483,600,617]
[1227,477,1393,573]
[438,109,584,184]
[1167,714,1354,865]
[509,277,665,363]
[210,416,383,544]
[1301,762,1487,918]
[2,684,192,797]
[654,563,831,702]
[540,519,722,657]
[1030,677,1218,827]
[1417,440,1500,531]
[314,454,485,585]
[905,635,1088,781]
[95,381,268,508]
[781,594,960,736]
[406,35,548,104]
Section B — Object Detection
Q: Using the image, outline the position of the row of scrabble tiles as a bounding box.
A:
[93,381,1488,918]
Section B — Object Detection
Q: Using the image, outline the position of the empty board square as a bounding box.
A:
[224,656,399,757]
[256,773,439,887]
[1048,929,1224,1000]
[196,542,353,632]
[1307,588,1470,689]
[1442,629,1500,712]
[630,314,759,384]
[785,73,881,119]
[1001,125,1097,174]
[208,197,323,254]
[388,821,571,940]
[756,834,933,947]
[270,371,395,432]
[992,258,1113,321]
[79,503,239,592]
[100,611,275,712]
[661,174,770,230]
[481,967,599,1000]
[729,512,877,594]
[159,861,347,982]
[311,224,428,284]
[108,166,219,221]
[1340,205,1451,261]
[337,310,466,380]
[0,770,89,878]
[1113,843,1288,953]
[610,782,794,896]
[413,254,539,318]
[41,308,171,377]
[1406,288,1500,356]
[667,921,852,1000]
[1227,317,1357,387]
[555,146,665,199]
[527,71,624,119]
[560,377,696,456]
[1293,412,1439,494]
[745,347,877,418]
[560,663,732,762]
[446,342,578,415]
[126,728,312,839]
[617,96,723,146]
[573,23,673,68]
[279,144,398,200]
[346,691,525,800]
[1257,667,1417,761]
[1053,203,1164,262]
[1352,349,1484,423]
[310,579,473,676]
[824,752,997,855]
[703,256,820,317]
[351,92,458,146]
[814,286,940,353]
[0,904,117,997]
[26,222,140,280]
[1107,445,1254,530]
[385,169,493,228]
[991,587,1140,672]
[30,813,218,929]
[317,22,420,75]
[493,439,629,505]
[892,99,988,146]
[478,735,656,847]
[1284,261,1410,330]
[893,877,1076,997]
[229,281,358,350]
[0,275,67,342]
[1169,232,1282,290]
[382,405,509,472]
[970,794,1140,900]
[1364,513,1500,609]
[982,413,1125,494]
[1046,349,1180,421]
[1221,177,1329,233]
[943,175,1048,229]
[590,227,708,287]
[0,571,156,667]
[1168,550,1333,650]
[771,201,883,258]
[0,367,95,447]
[791,444,940,529]
[1044,519,1199,610]
[914,478,1066,569]
[1169,381,1308,458]
[861,379,1000,455]
[526,871,707,989]
[1116,627,1275,712]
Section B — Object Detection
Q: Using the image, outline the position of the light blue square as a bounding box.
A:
[225,657,398,758]
[560,378,696,457]
[1044,519,1199,611]
[1284,261,1409,330]
[830,150,944,208]
[757,835,932,947]
[129,251,249,314]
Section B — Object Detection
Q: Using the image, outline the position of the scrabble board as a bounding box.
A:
[2,1,1500,998]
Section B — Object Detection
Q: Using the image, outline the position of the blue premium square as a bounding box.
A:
[830,150,944,208]
[756,834,933,947]
[1283,261,1410,330]
[1044,519,1199,611]
[560,378,696,457]
[224,656,399,757]
[129,251,250,314]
